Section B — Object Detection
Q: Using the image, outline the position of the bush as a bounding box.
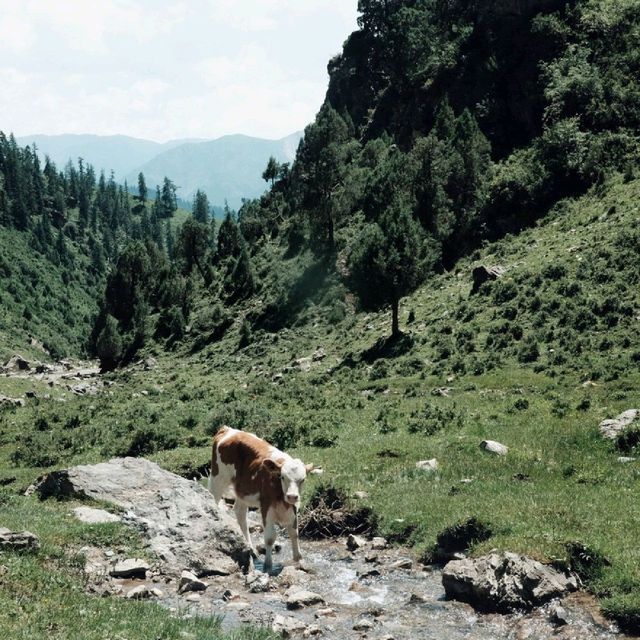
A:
[120,426,180,457]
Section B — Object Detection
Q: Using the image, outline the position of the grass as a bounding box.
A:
[0,174,639,631]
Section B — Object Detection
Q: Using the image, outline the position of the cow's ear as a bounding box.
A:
[263,459,281,476]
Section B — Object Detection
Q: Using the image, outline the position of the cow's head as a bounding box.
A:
[264,457,314,507]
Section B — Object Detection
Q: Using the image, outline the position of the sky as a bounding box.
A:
[0,0,359,142]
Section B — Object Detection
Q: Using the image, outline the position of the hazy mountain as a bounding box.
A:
[125,132,302,210]
[18,131,301,210]
[16,134,198,180]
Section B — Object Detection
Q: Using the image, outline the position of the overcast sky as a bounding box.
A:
[0,1,359,142]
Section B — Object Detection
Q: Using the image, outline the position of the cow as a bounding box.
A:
[208,426,314,572]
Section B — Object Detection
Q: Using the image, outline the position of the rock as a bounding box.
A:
[312,347,326,362]
[480,440,508,456]
[618,456,637,463]
[347,534,367,551]
[293,357,312,373]
[353,618,375,631]
[365,552,379,564]
[371,536,388,550]
[416,459,439,472]
[315,608,336,618]
[0,528,40,552]
[285,590,325,609]
[72,506,121,524]
[358,568,381,579]
[388,558,413,570]
[272,614,308,637]
[247,573,270,593]
[3,354,30,372]
[432,387,452,397]
[599,409,638,440]
[25,390,37,399]
[185,593,201,603]
[549,602,570,626]
[353,491,369,500]
[442,552,578,612]
[34,457,250,575]
[143,357,157,370]
[110,558,149,579]
[178,570,208,594]
[0,396,25,408]
[471,265,506,294]
[126,585,151,600]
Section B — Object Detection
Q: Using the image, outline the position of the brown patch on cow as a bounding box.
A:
[212,428,293,524]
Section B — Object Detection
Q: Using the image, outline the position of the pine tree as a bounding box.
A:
[138,172,147,204]
[95,314,123,372]
[262,156,281,188]
[192,189,210,223]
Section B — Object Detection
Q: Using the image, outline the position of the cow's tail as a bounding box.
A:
[207,473,214,495]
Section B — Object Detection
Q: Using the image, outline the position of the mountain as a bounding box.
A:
[17,131,302,211]
[124,132,301,210]
[15,134,196,180]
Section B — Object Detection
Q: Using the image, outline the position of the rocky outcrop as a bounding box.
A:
[34,457,250,575]
[599,409,638,440]
[442,552,578,612]
[471,265,506,294]
[0,528,40,552]
[2,354,31,372]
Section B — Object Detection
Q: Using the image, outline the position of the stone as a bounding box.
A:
[285,590,325,609]
[126,585,151,600]
[353,491,369,500]
[272,614,307,637]
[599,409,638,440]
[0,396,25,409]
[179,570,208,594]
[3,354,30,372]
[34,457,250,575]
[185,594,201,603]
[247,572,270,593]
[353,618,374,631]
[549,603,570,626]
[416,459,439,472]
[480,440,508,456]
[0,528,40,552]
[618,457,636,463]
[365,552,379,564]
[442,552,578,612]
[471,265,506,294]
[358,568,381,579]
[293,357,312,373]
[110,558,149,579]
[315,608,336,618]
[347,534,367,551]
[388,558,412,570]
[72,506,121,524]
[371,537,387,550]
[312,347,326,362]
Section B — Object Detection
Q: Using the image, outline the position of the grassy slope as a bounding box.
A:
[0,175,639,630]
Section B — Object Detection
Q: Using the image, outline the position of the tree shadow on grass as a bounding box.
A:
[361,331,414,364]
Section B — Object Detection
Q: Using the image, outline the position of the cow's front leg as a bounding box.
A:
[263,509,277,573]
[234,500,257,557]
[286,509,302,565]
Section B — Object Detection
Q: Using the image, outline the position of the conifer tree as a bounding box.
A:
[192,189,210,223]
[138,172,147,204]
[262,156,280,188]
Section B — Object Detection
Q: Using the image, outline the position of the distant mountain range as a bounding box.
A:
[17,131,302,210]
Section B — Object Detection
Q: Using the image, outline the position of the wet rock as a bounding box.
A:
[471,265,506,294]
[178,570,208,594]
[599,409,638,440]
[352,617,375,631]
[347,534,367,551]
[549,602,570,626]
[0,528,40,552]
[285,589,325,609]
[34,457,250,575]
[126,585,152,600]
[480,440,508,456]
[72,506,121,524]
[388,558,412,570]
[247,572,270,593]
[364,552,380,564]
[442,552,578,612]
[272,614,308,637]
[416,459,439,472]
[358,567,381,579]
[315,608,336,618]
[110,558,149,579]
[185,593,201,603]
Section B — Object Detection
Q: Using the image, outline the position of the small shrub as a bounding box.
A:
[436,517,493,553]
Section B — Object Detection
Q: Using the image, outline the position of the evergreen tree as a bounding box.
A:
[349,204,434,337]
[262,156,281,188]
[160,177,177,218]
[175,216,210,282]
[95,314,123,372]
[138,172,148,204]
[192,189,210,223]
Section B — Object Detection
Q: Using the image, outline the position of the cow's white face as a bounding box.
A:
[280,458,308,507]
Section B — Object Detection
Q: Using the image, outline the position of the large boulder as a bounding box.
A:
[442,552,578,612]
[599,409,638,440]
[34,457,250,575]
[3,354,31,373]
[471,265,506,294]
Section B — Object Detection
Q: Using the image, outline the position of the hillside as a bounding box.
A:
[125,132,301,209]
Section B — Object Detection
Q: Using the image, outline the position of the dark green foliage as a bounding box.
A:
[120,425,179,458]
[94,315,123,372]
[192,189,210,224]
[436,517,494,554]
[408,403,464,436]
[564,541,610,584]
[349,205,435,336]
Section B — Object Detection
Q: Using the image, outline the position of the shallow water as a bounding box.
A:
[160,538,626,639]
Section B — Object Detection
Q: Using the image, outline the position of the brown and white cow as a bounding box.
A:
[208,426,314,572]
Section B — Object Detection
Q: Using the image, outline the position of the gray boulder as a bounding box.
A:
[442,552,578,612]
[471,265,506,294]
[480,440,509,456]
[3,354,30,372]
[34,457,250,575]
[599,409,638,440]
[0,528,40,552]
[111,558,149,579]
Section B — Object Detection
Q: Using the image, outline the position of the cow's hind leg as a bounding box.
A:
[234,500,257,556]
